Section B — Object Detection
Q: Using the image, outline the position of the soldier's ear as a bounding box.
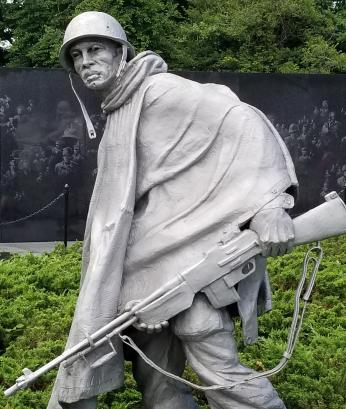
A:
[115,44,123,56]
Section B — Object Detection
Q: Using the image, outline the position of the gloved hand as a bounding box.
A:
[249,207,294,257]
[124,300,169,333]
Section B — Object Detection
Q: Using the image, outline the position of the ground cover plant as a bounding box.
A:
[0,237,345,409]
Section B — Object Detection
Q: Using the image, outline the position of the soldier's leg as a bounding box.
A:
[125,327,199,409]
[173,294,286,409]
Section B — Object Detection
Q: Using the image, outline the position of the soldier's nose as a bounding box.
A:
[81,52,94,67]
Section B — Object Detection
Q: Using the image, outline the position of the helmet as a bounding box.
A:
[60,11,135,72]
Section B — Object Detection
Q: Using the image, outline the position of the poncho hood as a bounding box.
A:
[101,51,167,112]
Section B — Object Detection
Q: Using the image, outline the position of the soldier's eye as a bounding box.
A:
[70,51,80,59]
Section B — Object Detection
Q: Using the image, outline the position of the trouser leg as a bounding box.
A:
[173,294,286,409]
[47,386,97,409]
[125,327,199,409]
[58,397,97,409]
[184,331,286,409]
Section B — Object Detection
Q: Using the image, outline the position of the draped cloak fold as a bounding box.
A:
[52,51,297,404]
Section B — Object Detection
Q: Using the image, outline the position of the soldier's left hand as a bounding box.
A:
[249,207,294,257]
[124,300,169,334]
[134,320,169,334]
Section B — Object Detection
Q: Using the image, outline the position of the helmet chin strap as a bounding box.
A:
[68,44,128,140]
[69,73,96,139]
[116,45,128,78]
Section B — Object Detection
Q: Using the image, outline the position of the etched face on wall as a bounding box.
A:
[69,38,121,93]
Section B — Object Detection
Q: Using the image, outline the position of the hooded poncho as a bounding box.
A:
[51,51,297,405]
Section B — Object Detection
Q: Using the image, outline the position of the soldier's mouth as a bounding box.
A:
[84,72,100,82]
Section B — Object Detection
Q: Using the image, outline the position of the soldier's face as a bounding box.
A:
[69,39,121,92]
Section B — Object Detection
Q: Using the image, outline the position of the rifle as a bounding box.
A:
[4,191,346,397]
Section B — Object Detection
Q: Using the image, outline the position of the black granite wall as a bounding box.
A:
[1,69,345,242]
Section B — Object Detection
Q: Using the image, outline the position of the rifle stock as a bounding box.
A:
[293,191,346,245]
[4,192,346,397]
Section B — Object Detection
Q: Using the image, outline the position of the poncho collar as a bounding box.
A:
[101,51,167,113]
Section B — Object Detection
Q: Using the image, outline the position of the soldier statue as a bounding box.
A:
[48,11,298,409]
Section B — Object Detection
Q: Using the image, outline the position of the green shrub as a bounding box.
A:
[0,238,345,408]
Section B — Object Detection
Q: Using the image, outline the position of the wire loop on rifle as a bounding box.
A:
[119,242,323,390]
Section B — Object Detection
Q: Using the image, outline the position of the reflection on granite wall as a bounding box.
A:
[0,69,345,242]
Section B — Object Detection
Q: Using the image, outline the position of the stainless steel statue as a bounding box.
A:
[42,11,306,409]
